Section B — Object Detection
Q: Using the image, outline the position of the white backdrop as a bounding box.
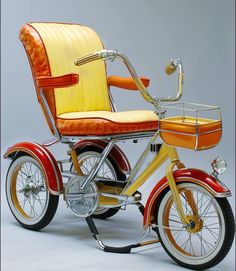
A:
[1,0,235,270]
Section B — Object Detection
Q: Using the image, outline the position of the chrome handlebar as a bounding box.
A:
[74,49,184,105]
[74,49,118,66]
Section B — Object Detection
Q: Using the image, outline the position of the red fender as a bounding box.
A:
[4,142,63,195]
[74,140,131,174]
[143,168,231,228]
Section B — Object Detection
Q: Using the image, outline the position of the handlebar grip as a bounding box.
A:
[75,50,118,66]
[165,63,177,75]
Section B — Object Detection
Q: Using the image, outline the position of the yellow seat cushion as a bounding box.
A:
[56,110,158,136]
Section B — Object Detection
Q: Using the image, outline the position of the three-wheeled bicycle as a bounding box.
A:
[4,22,235,270]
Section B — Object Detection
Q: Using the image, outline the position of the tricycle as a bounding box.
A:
[4,22,235,270]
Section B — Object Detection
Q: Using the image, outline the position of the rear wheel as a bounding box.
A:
[6,155,59,230]
[156,182,235,270]
[74,147,127,219]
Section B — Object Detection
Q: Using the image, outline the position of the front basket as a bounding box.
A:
[159,102,222,150]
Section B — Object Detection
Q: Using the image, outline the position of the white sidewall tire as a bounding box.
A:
[157,182,226,267]
[6,156,51,226]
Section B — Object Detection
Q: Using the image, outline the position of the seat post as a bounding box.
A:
[80,138,116,190]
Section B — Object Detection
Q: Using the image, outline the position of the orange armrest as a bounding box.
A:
[107,76,150,90]
[35,73,79,89]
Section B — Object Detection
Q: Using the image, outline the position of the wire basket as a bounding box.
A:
[159,102,222,150]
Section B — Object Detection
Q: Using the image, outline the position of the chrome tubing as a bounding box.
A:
[161,58,184,102]
[74,49,156,104]
[40,89,61,140]
[115,52,157,104]
[74,49,118,66]
[75,49,184,105]
[80,139,116,190]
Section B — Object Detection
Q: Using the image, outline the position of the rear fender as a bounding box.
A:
[143,168,231,228]
[74,140,131,174]
[4,142,63,195]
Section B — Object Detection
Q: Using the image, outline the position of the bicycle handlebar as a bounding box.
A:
[75,50,184,105]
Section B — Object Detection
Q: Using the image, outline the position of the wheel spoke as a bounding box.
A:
[196,232,207,256]
[36,194,45,210]
[200,198,214,217]
[181,233,191,250]
[160,183,225,262]
[9,158,50,221]
[202,223,219,240]
[81,165,89,174]
[189,234,195,256]
[172,227,185,242]
[180,193,192,214]
[199,235,215,249]
[169,218,184,225]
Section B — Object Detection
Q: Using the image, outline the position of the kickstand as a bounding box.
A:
[85,216,159,254]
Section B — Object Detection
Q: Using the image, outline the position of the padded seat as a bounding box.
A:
[56,110,158,136]
[20,23,159,138]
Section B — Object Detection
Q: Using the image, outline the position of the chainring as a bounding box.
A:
[65,176,99,217]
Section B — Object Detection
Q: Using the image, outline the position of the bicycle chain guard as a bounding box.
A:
[64,176,99,217]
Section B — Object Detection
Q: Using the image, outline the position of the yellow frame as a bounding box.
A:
[71,139,194,225]
[121,143,191,225]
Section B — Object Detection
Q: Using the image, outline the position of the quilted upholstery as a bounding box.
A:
[20,22,158,136]
[56,110,158,136]
[20,24,56,133]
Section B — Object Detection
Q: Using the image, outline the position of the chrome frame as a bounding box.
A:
[40,49,184,146]
[60,131,156,142]
[80,139,116,190]
[38,48,227,208]
[74,49,184,106]
[108,86,117,112]
[125,130,160,185]
[40,89,61,140]
[37,49,186,207]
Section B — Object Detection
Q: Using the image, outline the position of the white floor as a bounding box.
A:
[1,190,235,271]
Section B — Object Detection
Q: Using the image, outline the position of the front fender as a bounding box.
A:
[4,142,63,195]
[143,168,231,228]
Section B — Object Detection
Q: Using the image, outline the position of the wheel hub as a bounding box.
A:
[186,214,203,233]
[21,180,44,198]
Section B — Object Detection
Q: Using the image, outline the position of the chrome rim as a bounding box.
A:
[158,183,225,266]
[6,156,49,225]
[76,151,117,215]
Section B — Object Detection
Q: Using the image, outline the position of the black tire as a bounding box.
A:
[155,182,235,270]
[6,155,59,231]
[74,146,127,219]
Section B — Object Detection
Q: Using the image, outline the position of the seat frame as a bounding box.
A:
[40,50,162,147]
[38,48,184,200]
[38,50,162,194]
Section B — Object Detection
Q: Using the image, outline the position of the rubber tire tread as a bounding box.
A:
[156,188,235,270]
[6,155,59,231]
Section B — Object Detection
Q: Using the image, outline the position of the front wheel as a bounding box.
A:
[6,155,59,231]
[156,182,235,270]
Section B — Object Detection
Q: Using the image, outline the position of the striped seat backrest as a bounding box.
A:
[20,22,111,132]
